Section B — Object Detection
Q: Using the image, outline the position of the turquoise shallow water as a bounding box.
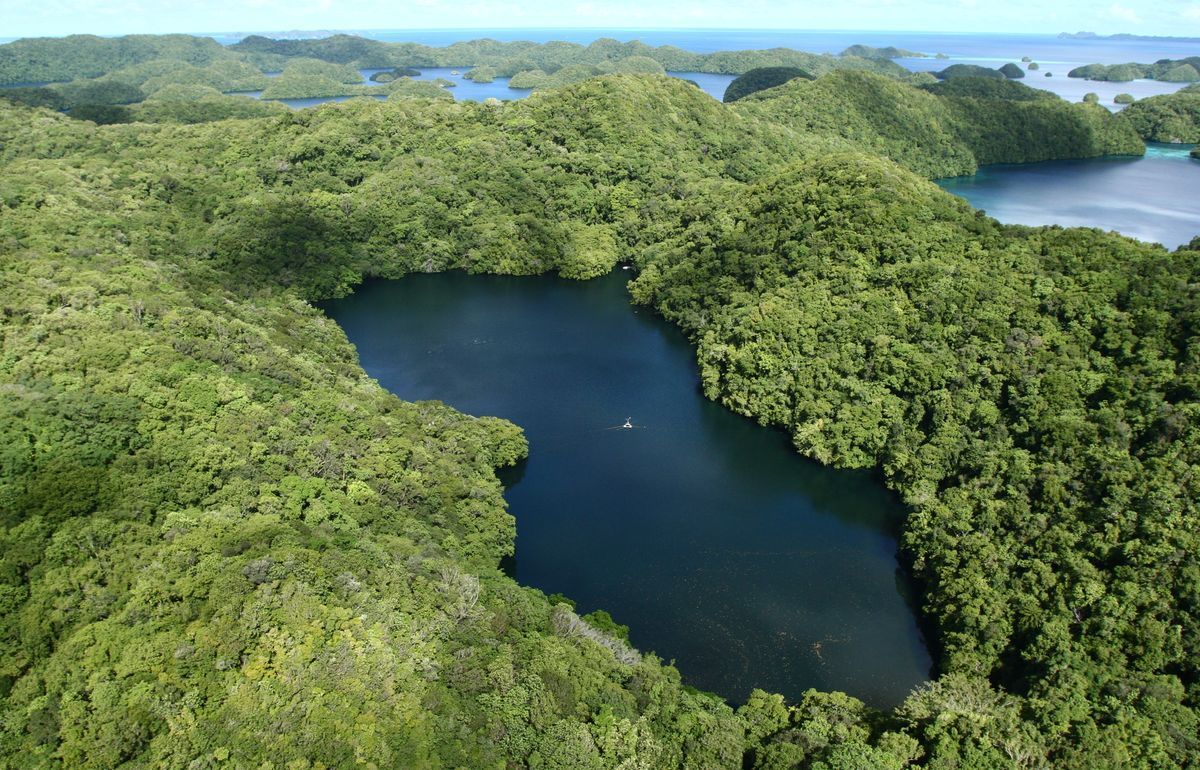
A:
[321,270,933,708]
[938,145,1200,249]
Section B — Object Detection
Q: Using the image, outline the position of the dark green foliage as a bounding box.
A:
[258,58,365,99]
[0,84,764,767]
[723,66,814,102]
[508,64,608,90]
[629,150,1200,768]
[51,80,144,109]
[464,65,497,83]
[0,34,228,85]
[1118,90,1200,142]
[736,71,1142,177]
[130,88,290,124]
[0,57,1197,770]
[1069,57,1200,82]
[370,66,421,82]
[0,86,65,110]
[841,44,925,59]
[231,33,397,66]
[1114,92,1135,105]
[920,76,1058,101]
[67,103,133,124]
[936,63,1005,80]
[225,33,909,78]
[999,62,1025,79]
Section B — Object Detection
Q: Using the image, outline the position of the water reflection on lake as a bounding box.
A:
[939,144,1200,249]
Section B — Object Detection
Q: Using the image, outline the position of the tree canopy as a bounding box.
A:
[722,66,814,102]
[0,55,1197,770]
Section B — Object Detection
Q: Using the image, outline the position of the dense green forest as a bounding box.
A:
[839,45,926,59]
[935,64,1007,80]
[0,32,922,110]
[731,71,1142,178]
[0,49,1197,770]
[723,67,814,102]
[1117,87,1200,143]
[1068,57,1200,82]
[0,32,907,90]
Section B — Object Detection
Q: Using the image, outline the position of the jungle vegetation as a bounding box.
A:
[0,32,922,111]
[0,32,910,92]
[0,48,1197,770]
[998,63,1026,79]
[1068,57,1200,82]
[732,71,1142,178]
[1117,89,1200,143]
[839,45,926,59]
[722,67,814,102]
[935,63,1006,80]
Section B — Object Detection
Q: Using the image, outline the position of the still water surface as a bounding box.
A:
[939,144,1200,249]
[322,270,932,708]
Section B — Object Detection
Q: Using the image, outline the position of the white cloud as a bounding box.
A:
[1184,4,1200,21]
[1107,3,1141,23]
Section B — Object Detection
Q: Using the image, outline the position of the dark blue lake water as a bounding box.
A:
[321,270,933,708]
[939,143,1200,249]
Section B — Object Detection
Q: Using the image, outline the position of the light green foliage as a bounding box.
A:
[1114,92,1135,105]
[561,223,621,279]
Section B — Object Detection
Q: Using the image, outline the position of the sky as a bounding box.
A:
[0,0,1197,39]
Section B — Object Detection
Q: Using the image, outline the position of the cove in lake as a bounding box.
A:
[321,270,932,708]
[938,143,1200,250]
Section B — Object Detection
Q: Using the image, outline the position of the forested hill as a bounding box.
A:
[1,73,1198,769]
[731,71,1143,177]
[0,32,907,86]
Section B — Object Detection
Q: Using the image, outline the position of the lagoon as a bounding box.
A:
[321,270,932,708]
[939,143,1200,249]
